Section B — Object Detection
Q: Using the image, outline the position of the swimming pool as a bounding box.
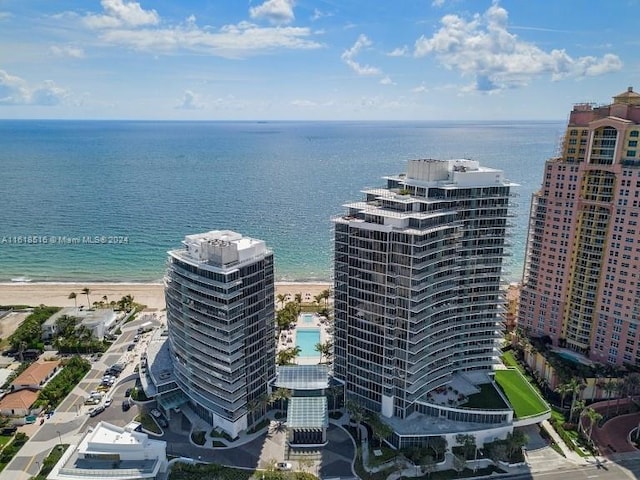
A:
[296,328,320,357]
[301,313,315,324]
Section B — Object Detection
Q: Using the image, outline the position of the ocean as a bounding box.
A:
[0,120,564,283]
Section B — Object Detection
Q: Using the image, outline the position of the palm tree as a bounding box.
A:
[582,407,602,444]
[246,398,259,426]
[68,292,77,309]
[614,381,625,415]
[81,287,91,309]
[102,295,108,308]
[567,377,585,421]
[368,412,393,447]
[294,293,302,310]
[329,383,342,411]
[570,399,585,424]
[270,387,291,410]
[345,399,365,439]
[276,294,286,310]
[603,379,617,418]
[625,373,640,401]
[315,340,333,363]
[321,288,331,307]
[555,383,572,410]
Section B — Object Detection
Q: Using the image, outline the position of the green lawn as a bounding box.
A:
[495,368,549,418]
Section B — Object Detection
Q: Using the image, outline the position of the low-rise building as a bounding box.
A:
[11,360,60,391]
[47,421,167,480]
[0,389,39,417]
[42,307,117,341]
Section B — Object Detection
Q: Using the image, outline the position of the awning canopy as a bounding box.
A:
[275,365,330,391]
[287,396,328,429]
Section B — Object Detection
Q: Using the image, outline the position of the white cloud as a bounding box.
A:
[432,0,446,6]
[380,76,395,85]
[0,12,12,21]
[176,90,203,110]
[388,46,409,57]
[0,70,69,106]
[342,34,382,76]
[50,45,85,58]
[98,21,321,58]
[249,0,295,25]
[311,8,332,21]
[291,99,317,107]
[413,3,622,92]
[84,0,160,29]
[412,83,429,93]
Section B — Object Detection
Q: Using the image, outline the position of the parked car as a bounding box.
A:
[125,388,132,397]
[104,398,113,407]
[127,344,135,351]
[150,409,161,418]
[122,400,130,412]
[1,426,17,435]
[88,405,105,417]
[276,462,293,471]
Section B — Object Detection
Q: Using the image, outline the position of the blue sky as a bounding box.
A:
[0,0,637,120]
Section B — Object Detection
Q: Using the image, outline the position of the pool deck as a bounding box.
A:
[277,313,331,366]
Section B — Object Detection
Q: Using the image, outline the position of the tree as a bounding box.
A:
[625,372,640,401]
[68,292,77,309]
[581,407,602,444]
[102,295,108,308]
[321,288,331,307]
[294,293,302,306]
[603,379,617,418]
[345,399,365,439]
[452,454,466,477]
[270,388,291,409]
[246,398,259,426]
[420,454,437,478]
[455,434,476,460]
[315,340,333,363]
[614,381,625,415]
[298,455,314,473]
[555,383,572,410]
[567,377,586,422]
[367,412,393,447]
[505,430,529,460]
[487,442,507,465]
[276,293,286,310]
[570,399,585,424]
[329,383,342,411]
[428,436,447,462]
[277,346,301,366]
[81,287,91,309]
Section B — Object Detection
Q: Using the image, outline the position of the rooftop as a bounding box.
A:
[0,389,39,410]
[287,396,328,429]
[12,360,59,387]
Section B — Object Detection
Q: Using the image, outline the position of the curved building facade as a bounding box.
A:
[333,159,516,426]
[165,230,275,438]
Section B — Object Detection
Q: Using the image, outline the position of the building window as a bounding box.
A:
[629,141,638,147]
[631,130,639,137]
[628,150,637,157]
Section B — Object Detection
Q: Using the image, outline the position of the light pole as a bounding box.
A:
[57,430,62,444]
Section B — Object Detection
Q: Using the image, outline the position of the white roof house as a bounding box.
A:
[47,421,167,480]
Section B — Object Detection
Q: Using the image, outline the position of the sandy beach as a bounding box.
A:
[0,281,332,311]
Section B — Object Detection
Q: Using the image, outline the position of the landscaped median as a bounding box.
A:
[494,368,551,423]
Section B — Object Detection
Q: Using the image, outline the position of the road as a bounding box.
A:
[0,314,160,480]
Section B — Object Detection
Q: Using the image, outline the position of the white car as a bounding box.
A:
[276,462,292,471]
[104,398,113,407]
[150,409,162,418]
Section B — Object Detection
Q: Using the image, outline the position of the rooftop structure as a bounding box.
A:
[46,421,167,480]
[519,88,640,366]
[333,158,517,447]
[165,230,275,438]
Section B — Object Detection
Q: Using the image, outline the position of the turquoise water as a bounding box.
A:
[301,313,315,324]
[0,120,563,283]
[296,329,320,357]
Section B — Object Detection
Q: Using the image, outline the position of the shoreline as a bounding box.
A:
[0,281,332,312]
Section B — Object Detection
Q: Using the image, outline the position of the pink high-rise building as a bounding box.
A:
[520,87,640,366]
